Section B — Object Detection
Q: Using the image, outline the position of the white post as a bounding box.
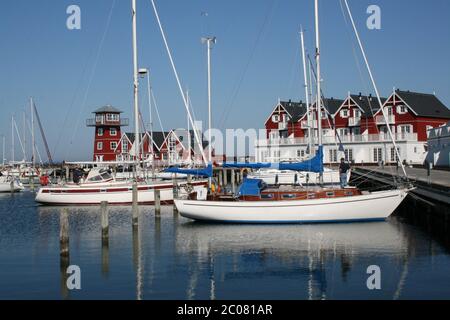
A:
[300,28,312,155]
[314,0,323,184]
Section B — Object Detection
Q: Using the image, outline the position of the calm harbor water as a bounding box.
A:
[0,190,449,300]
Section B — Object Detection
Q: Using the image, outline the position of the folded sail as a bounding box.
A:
[223,146,324,173]
[164,164,213,177]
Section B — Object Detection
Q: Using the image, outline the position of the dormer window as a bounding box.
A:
[341,109,349,118]
[272,115,280,123]
[397,105,407,114]
[354,109,361,118]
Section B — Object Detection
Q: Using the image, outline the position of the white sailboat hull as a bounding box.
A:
[174,188,409,223]
[0,181,24,193]
[35,180,207,205]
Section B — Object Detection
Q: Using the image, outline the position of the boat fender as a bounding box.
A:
[40,175,49,186]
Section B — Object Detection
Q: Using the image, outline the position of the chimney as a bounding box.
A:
[359,92,362,100]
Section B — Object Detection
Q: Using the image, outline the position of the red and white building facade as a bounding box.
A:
[255,90,450,165]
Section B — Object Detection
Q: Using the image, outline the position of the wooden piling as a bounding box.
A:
[155,189,161,215]
[60,208,70,258]
[132,183,139,225]
[101,201,109,243]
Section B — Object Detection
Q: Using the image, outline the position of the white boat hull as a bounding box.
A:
[0,178,24,193]
[35,181,207,205]
[174,188,409,224]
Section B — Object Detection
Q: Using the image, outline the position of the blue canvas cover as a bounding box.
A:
[237,178,266,196]
[278,146,324,173]
[223,146,324,173]
[164,164,213,177]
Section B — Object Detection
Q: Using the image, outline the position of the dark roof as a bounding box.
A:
[125,132,170,148]
[350,94,386,115]
[395,90,450,119]
[279,100,307,122]
[322,98,345,114]
[93,105,123,114]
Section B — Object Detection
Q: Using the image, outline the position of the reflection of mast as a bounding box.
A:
[133,223,143,300]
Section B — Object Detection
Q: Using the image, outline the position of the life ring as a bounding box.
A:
[40,175,49,186]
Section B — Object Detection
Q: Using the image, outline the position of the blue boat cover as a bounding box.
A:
[222,162,273,169]
[237,178,266,196]
[223,146,324,173]
[164,164,213,177]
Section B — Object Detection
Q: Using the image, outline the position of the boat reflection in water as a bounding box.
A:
[27,203,448,300]
[175,219,413,300]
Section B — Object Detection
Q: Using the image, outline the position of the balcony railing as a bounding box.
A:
[86,118,129,127]
[376,115,395,125]
[348,117,361,126]
[258,133,418,147]
[301,120,318,129]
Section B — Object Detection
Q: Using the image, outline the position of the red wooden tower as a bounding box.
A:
[87,105,129,162]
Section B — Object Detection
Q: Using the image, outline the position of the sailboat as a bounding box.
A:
[173,0,413,223]
[35,0,207,206]
[0,173,24,192]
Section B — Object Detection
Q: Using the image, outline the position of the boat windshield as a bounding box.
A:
[87,170,113,182]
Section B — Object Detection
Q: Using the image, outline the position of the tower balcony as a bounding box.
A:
[86,118,129,127]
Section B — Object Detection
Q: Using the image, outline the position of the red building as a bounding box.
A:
[257,90,450,165]
[87,106,129,162]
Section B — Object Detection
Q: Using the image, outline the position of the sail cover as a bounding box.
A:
[164,164,213,177]
[278,146,323,173]
[237,178,266,196]
[223,146,324,173]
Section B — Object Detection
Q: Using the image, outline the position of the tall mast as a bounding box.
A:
[22,111,26,162]
[186,88,192,166]
[202,36,216,165]
[132,0,140,169]
[31,97,35,168]
[11,116,14,163]
[343,0,407,178]
[2,135,5,166]
[300,28,312,155]
[314,0,323,184]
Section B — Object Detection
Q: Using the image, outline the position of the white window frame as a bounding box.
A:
[373,148,383,162]
[397,105,407,114]
[354,109,361,118]
[97,142,103,151]
[110,142,118,150]
[97,128,104,136]
[341,109,349,118]
[272,115,280,123]
[122,140,128,153]
[110,128,117,136]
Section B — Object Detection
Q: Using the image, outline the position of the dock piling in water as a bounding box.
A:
[101,201,109,242]
[155,189,161,215]
[132,183,139,225]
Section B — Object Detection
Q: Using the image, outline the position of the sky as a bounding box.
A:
[0,0,449,162]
